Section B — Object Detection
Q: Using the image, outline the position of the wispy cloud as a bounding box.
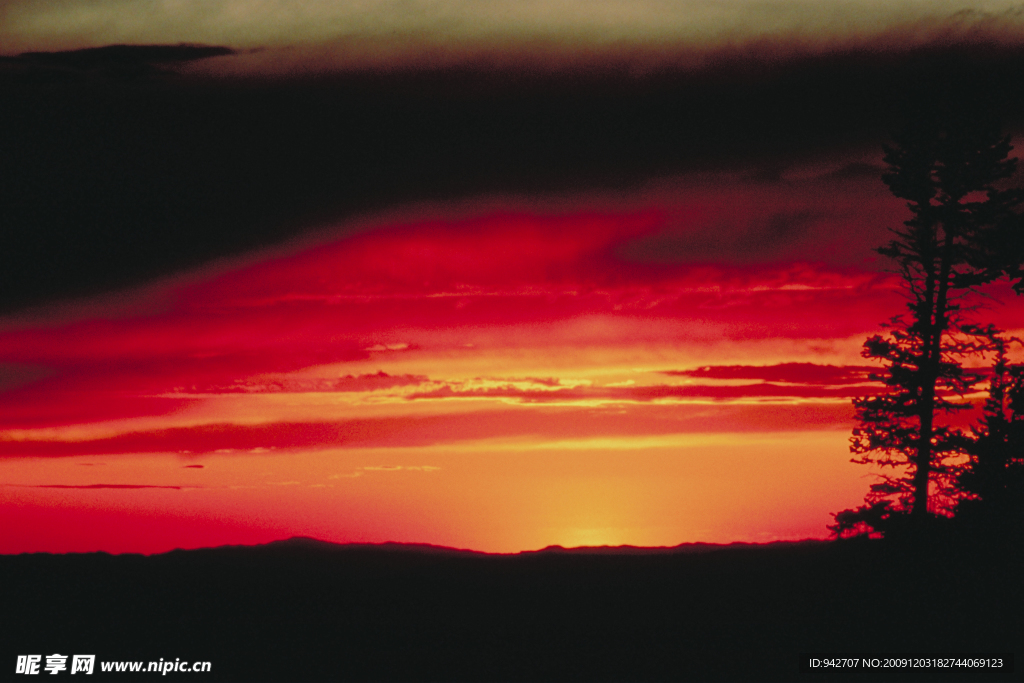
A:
[404,365,884,404]
[405,382,883,404]
[12,483,190,490]
[176,371,429,395]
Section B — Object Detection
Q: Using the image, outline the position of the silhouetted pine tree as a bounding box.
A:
[831,105,1021,538]
[956,326,1024,533]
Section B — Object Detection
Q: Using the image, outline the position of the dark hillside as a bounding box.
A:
[0,538,1019,682]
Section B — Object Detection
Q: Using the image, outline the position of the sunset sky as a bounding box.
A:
[3,0,1024,554]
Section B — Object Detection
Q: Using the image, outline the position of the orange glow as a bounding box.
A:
[0,431,867,554]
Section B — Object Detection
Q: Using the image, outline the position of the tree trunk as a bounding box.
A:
[912,222,955,519]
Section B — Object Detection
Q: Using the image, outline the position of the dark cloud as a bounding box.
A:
[621,210,827,264]
[0,362,51,391]
[2,44,235,81]
[24,483,185,490]
[662,363,877,385]
[3,39,1024,312]
[822,162,887,181]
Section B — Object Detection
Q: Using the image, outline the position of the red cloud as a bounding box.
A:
[0,203,1019,436]
[406,382,883,403]
[663,363,877,384]
[0,402,860,458]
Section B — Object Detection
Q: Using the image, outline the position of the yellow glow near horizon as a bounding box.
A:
[0,429,868,553]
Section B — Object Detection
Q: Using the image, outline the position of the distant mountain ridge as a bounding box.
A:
[1,534,1017,682]
[25,535,831,558]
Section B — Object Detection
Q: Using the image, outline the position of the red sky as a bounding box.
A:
[5,1,1024,554]
[5,168,1023,554]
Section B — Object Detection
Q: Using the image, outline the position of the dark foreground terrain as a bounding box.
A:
[0,537,1020,682]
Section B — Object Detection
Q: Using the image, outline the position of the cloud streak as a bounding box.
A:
[183,371,429,395]
[12,483,188,490]
[405,380,884,404]
[662,363,878,385]
[0,399,867,458]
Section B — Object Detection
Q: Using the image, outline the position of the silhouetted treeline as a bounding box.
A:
[0,538,1020,682]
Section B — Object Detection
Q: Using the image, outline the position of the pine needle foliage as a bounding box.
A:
[832,104,1022,538]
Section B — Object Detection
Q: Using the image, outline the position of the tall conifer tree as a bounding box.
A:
[833,104,1021,536]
